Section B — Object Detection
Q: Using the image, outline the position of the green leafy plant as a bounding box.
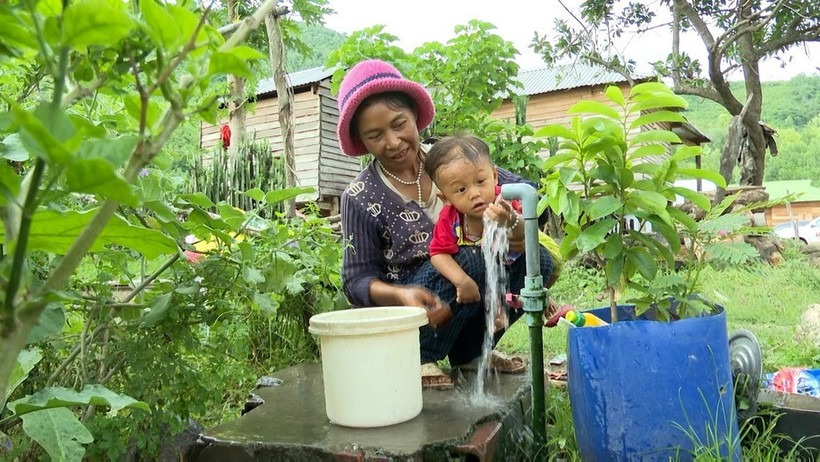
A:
[535,82,762,321]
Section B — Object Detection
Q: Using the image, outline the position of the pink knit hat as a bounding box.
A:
[336,60,435,157]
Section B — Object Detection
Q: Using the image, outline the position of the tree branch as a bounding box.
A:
[755,26,820,58]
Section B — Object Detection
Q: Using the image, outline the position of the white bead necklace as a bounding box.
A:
[379,158,424,204]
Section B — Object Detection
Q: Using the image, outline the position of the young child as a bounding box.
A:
[425,134,563,330]
[425,134,523,306]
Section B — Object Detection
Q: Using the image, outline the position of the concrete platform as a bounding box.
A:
[193,362,534,461]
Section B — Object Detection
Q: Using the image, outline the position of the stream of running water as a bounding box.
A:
[473,216,510,398]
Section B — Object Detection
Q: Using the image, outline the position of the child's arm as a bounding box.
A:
[431,254,480,304]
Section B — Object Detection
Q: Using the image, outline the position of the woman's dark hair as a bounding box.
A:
[424,134,491,182]
[349,91,417,140]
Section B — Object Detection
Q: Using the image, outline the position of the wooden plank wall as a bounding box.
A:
[491,83,652,159]
[200,91,322,195]
[317,81,360,201]
[766,201,820,225]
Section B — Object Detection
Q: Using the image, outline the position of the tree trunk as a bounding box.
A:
[226,0,245,153]
[736,0,766,186]
[265,9,296,217]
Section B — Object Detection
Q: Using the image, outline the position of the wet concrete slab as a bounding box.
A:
[194,362,533,461]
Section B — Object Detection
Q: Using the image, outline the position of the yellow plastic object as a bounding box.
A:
[566,310,609,327]
[538,231,563,277]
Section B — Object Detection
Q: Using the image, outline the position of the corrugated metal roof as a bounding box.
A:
[257,66,339,97]
[513,63,652,96]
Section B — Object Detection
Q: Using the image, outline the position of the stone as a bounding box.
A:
[796,304,820,348]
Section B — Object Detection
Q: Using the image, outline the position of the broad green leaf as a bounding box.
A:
[589,196,622,220]
[605,85,625,105]
[602,233,623,259]
[225,45,266,61]
[209,51,256,79]
[671,145,702,161]
[7,349,42,401]
[285,275,306,294]
[534,124,576,140]
[140,0,179,50]
[630,94,688,112]
[0,209,177,259]
[254,293,277,315]
[62,0,135,50]
[10,103,73,164]
[627,189,669,216]
[628,144,667,161]
[677,168,727,188]
[177,193,216,209]
[626,227,676,267]
[670,187,711,212]
[626,247,658,280]
[65,158,137,206]
[264,186,314,204]
[631,81,675,94]
[540,151,578,171]
[75,135,139,165]
[0,161,21,206]
[0,133,29,161]
[645,217,682,255]
[631,161,663,176]
[629,130,681,146]
[26,303,65,344]
[241,188,265,202]
[668,207,698,233]
[142,293,172,326]
[20,407,93,462]
[9,384,149,416]
[629,110,687,130]
[577,218,617,253]
[605,256,624,287]
[242,265,265,284]
[568,100,621,120]
[168,3,203,50]
[558,167,579,187]
[123,96,164,132]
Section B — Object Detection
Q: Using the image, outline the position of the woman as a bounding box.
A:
[336,59,554,389]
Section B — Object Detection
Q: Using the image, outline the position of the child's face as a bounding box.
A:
[435,156,498,219]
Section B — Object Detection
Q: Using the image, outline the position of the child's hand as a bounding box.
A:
[484,199,517,228]
[455,278,480,304]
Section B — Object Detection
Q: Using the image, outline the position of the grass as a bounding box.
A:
[497,250,820,460]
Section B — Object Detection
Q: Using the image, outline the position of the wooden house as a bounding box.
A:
[199,67,360,215]
[763,179,820,225]
[491,64,711,187]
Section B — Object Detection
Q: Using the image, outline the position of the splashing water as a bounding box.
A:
[473,216,510,397]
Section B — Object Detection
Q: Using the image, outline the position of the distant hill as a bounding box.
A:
[680,74,820,185]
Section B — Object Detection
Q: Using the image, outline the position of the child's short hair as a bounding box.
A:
[424,134,492,182]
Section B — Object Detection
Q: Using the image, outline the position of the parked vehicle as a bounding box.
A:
[774,218,820,244]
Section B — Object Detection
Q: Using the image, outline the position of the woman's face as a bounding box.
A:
[355,100,420,170]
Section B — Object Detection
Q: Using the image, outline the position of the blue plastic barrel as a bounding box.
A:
[567,304,741,461]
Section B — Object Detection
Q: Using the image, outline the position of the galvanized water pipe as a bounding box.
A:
[500,183,547,447]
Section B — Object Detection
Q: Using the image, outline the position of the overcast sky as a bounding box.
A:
[323,0,819,82]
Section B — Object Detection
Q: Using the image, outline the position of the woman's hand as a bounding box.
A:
[396,285,452,328]
[455,277,480,304]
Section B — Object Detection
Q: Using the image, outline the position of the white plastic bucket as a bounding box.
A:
[308,306,428,427]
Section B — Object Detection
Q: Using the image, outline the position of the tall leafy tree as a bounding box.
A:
[327,20,522,137]
[533,0,820,190]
